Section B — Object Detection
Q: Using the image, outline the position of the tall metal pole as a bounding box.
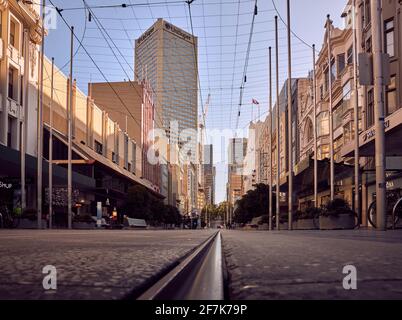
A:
[275,16,280,231]
[37,0,46,229]
[286,0,293,230]
[22,29,29,212]
[268,46,273,231]
[68,26,74,230]
[312,44,318,207]
[370,0,386,231]
[326,15,335,201]
[352,0,360,223]
[49,58,54,229]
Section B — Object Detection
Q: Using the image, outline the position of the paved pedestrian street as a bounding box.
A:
[222,230,402,300]
[0,230,216,300]
[1,229,402,300]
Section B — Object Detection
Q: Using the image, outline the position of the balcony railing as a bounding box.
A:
[7,45,24,70]
[7,98,22,119]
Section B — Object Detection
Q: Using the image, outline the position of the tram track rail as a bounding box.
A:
[136,231,224,300]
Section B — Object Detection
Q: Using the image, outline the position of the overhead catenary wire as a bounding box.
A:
[48,0,144,132]
[82,0,167,128]
[235,0,259,133]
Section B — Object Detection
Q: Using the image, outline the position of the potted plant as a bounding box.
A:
[319,199,357,230]
[72,214,96,229]
[19,209,47,229]
[279,214,294,230]
[295,207,321,230]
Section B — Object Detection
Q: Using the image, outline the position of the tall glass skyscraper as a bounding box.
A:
[135,18,198,163]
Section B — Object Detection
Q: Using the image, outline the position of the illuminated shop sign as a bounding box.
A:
[0,181,13,189]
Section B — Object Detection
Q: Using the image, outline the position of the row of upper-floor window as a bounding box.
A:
[93,132,136,173]
[319,16,396,100]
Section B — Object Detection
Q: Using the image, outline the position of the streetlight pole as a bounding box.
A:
[268,46,273,231]
[275,16,280,231]
[313,44,318,207]
[326,14,335,201]
[286,0,293,230]
[352,0,360,223]
[370,0,386,231]
[37,0,46,229]
[49,58,54,229]
[67,26,74,229]
[21,28,29,213]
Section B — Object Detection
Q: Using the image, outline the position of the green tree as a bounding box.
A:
[233,184,276,224]
[123,185,154,220]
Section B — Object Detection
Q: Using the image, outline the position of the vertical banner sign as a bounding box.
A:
[97,202,102,228]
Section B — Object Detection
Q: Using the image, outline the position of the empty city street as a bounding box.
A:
[1,229,402,300]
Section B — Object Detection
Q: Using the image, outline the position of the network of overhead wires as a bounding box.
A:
[44,0,320,201]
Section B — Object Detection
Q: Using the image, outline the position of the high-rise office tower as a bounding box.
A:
[203,144,215,205]
[135,18,198,162]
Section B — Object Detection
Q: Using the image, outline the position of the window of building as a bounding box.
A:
[124,135,128,170]
[337,53,346,75]
[384,19,395,57]
[334,136,343,152]
[8,67,15,100]
[362,0,371,28]
[344,122,353,144]
[324,69,329,92]
[386,75,397,116]
[319,145,329,160]
[317,112,329,136]
[10,20,16,47]
[7,117,12,148]
[94,140,103,155]
[330,58,336,82]
[347,46,353,65]
[365,37,372,53]
[367,89,374,128]
[132,141,136,173]
[333,101,344,129]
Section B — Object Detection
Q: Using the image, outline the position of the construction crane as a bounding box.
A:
[198,93,211,217]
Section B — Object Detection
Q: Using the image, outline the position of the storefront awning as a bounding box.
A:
[75,142,163,199]
[0,144,96,190]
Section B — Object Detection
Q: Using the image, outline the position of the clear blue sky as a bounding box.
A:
[45,0,346,204]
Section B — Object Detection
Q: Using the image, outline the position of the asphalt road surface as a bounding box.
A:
[0,229,216,300]
[2,229,402,300]
[222,230,402,300]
